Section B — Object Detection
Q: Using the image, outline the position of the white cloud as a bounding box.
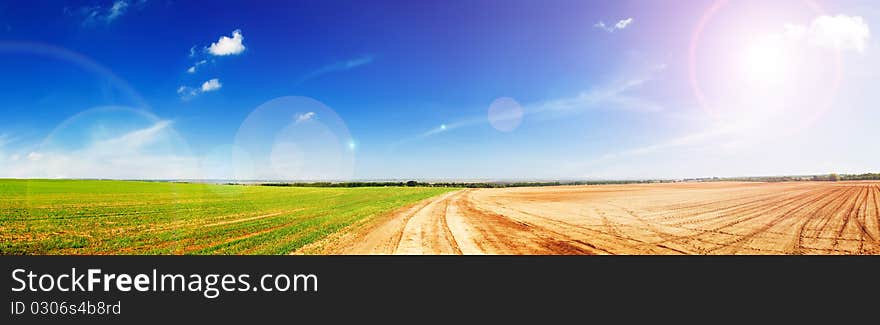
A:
[106,0,129,22]
[186,60,207,74]
[534,63,665,113]
[207,29,246,56]
[176,85,198,100]
[297,54,374,85]
[784,15,870,53]
[92,120,172,151]
[296,112,316,124]
[189,45,197,57]
[398,63,665,144]
[200,78,222,92]
[595,18,634,32]
[177,78,222,100]
[1,121,201,179]
[615,18,633,30]
[70,0,138,25]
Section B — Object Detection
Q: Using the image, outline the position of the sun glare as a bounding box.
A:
[742,40,789,87]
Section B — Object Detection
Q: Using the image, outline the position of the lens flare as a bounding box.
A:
[688,0,841,135]
[234,96,355,181]
[488,97,524,132]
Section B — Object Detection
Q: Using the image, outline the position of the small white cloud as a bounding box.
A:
[27,152,43,161]
[399,62,664,145]
[70,0,138,25]
[189,45,197,57]
[615,18,633,30]
[207,29,246,56]
[595,18,634,32]
[200,78,222,92]
[296,112,316,124]
[177,85,198,100]
[106,0,129,22]
[186,60,207,74]
[178,78,221,99]
[10,154,20,161]
[784,15,870,53]
[297,54,374,84]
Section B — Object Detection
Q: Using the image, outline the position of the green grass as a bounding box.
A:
[0,179,457,255]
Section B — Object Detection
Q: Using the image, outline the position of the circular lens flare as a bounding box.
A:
[488,97,524,132]
[688,0,841,135]
[234,96,355,181]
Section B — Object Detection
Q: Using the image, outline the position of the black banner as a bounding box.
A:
[2,256,878,323]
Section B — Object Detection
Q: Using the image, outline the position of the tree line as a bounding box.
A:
[258,179,666,188]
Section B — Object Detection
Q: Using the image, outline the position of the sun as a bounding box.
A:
[742,39,790,87]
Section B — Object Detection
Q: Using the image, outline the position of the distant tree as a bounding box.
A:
[406,180,418,187]
[829,173,840,182]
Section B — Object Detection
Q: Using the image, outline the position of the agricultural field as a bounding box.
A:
[304,181,880,255]
[0,179,456,254]
[4,180,879,255]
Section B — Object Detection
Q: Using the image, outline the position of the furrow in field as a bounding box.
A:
[852,186,875,254]
[835,186,869,253]
[873,186,880,236]
[788,186,857,254]
[662,187,823,229]
[684,186,847,254]
[617,187,839,254]
[729,185,851,254]
[324,182,880,255]
[640,186,811,223]
[806,187,860,253]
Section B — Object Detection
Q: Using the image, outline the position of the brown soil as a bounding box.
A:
[297,181,880,255]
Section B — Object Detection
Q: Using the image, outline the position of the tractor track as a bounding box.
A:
[306,182,880,255]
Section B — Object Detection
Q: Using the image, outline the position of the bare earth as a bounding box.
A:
[295,181,880,255]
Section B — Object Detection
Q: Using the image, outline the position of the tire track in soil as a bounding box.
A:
[325,189,594,254]
[644,187,811,224]
[872,186,880,238]
[704,186,848,254]
[790,187,855,254]
[602,203,705,254]
[694,187,845,252]
[612,188,834,254]
[315,182,880,255]
[852,186,875,254]
[832,186,867,253]
[724,186,849,254]
[393,191,463,254]
[437,198,463,255]
[663,187,820,228]
[808,187,859,253]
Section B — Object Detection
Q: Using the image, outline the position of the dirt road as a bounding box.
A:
[296,181,880,255]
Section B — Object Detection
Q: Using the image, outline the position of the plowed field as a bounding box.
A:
[301,182,880,255]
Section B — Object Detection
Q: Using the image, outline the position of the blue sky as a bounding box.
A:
[0,0,877,180]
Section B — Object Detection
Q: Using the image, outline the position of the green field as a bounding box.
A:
[0,180,456,255]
